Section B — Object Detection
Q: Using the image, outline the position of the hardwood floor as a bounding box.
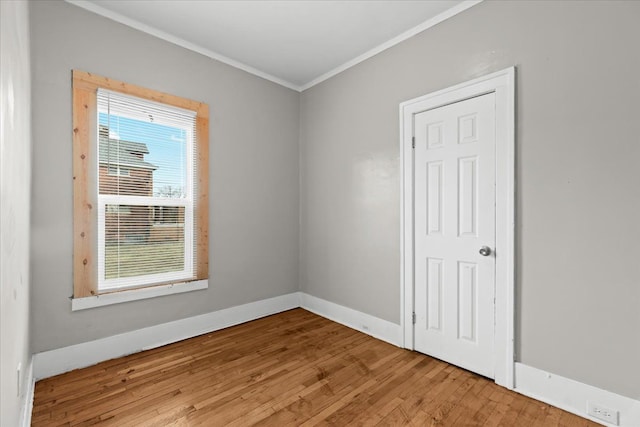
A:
[32,309,597,426]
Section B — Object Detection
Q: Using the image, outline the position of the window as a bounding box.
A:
[107,166,130,177]
[153,206,182,225]
[73,70,209,301]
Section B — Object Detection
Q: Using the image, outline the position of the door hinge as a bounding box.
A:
[412,136,415,149]
[412,312,416,324]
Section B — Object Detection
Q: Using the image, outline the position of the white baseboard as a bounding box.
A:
[299,292,402,347]
[29,291,639,427]
[33,292,300,380]
[20,357,34,427]
[515,363,640,426]
[32,291,402,381]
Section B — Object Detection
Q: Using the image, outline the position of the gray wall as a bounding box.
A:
[30,0,300,353]
[1,1,32,425]
[28,0,640,403]
[299,0,640,399]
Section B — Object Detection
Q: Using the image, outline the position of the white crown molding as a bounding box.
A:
[64,0,302,91]
[299,0,483,91]
[65,0,482,93]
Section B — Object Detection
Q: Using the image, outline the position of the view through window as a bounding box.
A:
[97,89,196,291]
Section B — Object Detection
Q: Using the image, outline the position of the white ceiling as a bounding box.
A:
[67,0,480,91]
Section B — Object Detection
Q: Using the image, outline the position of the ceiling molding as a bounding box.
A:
[299,0,483,92]
[65,0,482,93]
[65,0,302,91]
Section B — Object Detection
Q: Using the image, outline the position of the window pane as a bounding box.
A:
[104,204,185,280]
[98,119,188,198]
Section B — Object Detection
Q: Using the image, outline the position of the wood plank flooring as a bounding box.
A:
[32,309,598,426]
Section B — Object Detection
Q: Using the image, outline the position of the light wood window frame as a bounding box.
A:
[72,70,209,298]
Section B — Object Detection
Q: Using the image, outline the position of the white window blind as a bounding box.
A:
[96,89,198,292]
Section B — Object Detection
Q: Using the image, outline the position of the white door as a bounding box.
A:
[413,93,496,378]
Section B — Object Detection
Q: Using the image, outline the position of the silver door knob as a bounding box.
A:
[479,246,492,256]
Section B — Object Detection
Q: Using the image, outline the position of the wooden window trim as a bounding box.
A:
[72,70,209,298]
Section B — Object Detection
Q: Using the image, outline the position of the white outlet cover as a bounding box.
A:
[587,401,619,425]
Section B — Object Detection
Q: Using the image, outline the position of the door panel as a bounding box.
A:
[414,93,496,378]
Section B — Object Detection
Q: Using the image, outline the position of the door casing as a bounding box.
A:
[400,67,515,388]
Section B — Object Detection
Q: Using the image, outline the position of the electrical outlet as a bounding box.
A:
[587,401,619,425]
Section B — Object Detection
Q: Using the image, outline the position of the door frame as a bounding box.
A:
[399,67,515,388]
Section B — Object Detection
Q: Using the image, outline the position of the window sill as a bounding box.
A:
[71,279,208,311]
